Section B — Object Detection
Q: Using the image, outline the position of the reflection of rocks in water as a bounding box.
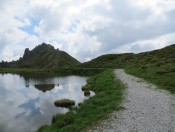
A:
[20,73,55,80]
[34,84,55,92]
[25,84,29,87]
[54,99,75,108]
[84,91,90,96]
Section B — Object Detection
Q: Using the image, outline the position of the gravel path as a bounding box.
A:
[90,69,175,132]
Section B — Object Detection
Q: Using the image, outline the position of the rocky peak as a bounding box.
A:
[23,48,30,59]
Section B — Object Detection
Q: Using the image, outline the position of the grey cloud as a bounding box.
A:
[0,0,175,62]
[23,0,175,61]
[83,0,175,57]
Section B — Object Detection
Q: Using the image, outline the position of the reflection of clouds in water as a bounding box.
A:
[0,103,26,132]
[0,74,87,132]
[52,85,64,93]
[0,74,25,90]
[50,83,87,105]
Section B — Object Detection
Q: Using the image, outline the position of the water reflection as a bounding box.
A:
[34,84,55,92]
[0,74,88,132]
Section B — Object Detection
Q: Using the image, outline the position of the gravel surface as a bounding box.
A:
[90,69,175,132]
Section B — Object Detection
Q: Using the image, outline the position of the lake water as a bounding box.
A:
[0,74,88,132]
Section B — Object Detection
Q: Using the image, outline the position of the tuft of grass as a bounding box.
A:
[81,86,91,91]
[54,99,75,108]
[38,70,124,132]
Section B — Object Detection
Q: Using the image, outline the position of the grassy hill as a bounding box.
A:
[80,44,175,69]
[126,44,175,93]
[2,43,80,68]
[80,53,135,68]
[80,44,175,93]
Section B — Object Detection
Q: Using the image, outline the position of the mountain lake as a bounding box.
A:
[0,73,91,132]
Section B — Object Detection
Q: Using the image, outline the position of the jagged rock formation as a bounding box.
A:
[0,43,80,68]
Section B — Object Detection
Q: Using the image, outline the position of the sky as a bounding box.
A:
[0,0,175,62]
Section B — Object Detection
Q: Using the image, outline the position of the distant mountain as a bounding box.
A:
[80,44,175,68]
[0,43,80,68]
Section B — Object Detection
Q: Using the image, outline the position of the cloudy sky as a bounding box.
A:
[0,0,175,62]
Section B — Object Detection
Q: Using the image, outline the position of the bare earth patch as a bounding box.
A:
[91,69,175,132]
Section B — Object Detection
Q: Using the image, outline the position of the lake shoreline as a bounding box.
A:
[0,73,88,132]
[0,67,106,76]
[38,70,124,132]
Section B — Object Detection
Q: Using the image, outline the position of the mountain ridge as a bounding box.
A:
[80,44,175,68]
[0,43,80,68]
[1,43,175,69]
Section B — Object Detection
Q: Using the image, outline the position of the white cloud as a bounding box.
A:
[0,0,175,62]
[113,33,175,54]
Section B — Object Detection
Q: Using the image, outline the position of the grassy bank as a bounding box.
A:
[51,68,106,76]
[126,65,175,94]
[38,70,124,132]
[0,68,105,76]
[80,44,175,94]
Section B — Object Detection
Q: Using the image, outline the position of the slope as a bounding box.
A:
[80,44,175,93]
[2,43,80,68]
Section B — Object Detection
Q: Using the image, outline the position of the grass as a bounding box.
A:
[2,43,174,131]
[124,45,175,94]
[125,64,175,94]
[54,99,75,108]
[0,68,106,76]
[81,86,91,91]
[9,43,80,68]
[50,68,106,76]
[0,68,43,73]
[80,44,175,94]
[80,53,135,68]
[38,69,124,132]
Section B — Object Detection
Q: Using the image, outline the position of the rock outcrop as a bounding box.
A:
[0,43,80,68]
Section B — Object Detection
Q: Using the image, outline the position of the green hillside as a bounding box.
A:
[81,44,175,93]
[126,44,175,93]
[80,53,135,68]
[80,44,175,68]
[17,43,80,68]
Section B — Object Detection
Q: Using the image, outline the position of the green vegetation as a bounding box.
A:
[125,44,175,94]
[126,64,175,94]
[18,43,80,68]
[0,68,43,74]
[34,84,55,92]
[80,53,135,68]
[0,43,80,68]
[51,68,106,76]
[38,70,124,132]
[81,85,91,91]
[0,68,106,76]
[54,99,75,108]
[81,44,175,94]
[1,43,175,131]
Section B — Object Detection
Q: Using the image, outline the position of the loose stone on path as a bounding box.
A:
[91,69,175,132]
